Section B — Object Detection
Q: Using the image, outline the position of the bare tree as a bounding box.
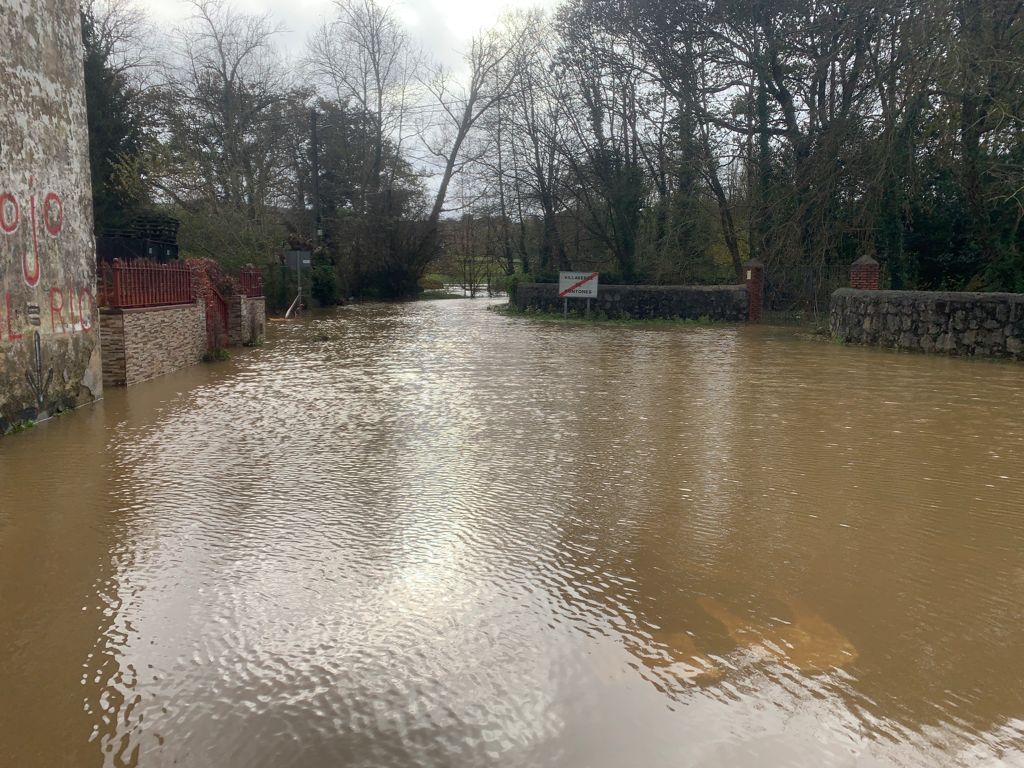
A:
[417,18,533,245]
[156,0,290,216]
[306,0,421,197]
[82,0,150,75]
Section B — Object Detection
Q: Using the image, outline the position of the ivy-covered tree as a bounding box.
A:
[80,0,153,233]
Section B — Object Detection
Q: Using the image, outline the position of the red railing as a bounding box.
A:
[239,266,264,297]
[100,259,194,309]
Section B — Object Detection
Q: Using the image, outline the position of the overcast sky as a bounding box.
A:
[140,0,560,68]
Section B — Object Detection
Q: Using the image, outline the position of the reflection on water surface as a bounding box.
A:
[2,300,1023,767]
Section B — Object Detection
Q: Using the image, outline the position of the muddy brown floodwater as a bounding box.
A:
[2,300,1024,767]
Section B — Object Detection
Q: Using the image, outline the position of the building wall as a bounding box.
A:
[831,288,1024,360]
[514,283,749,321]
[0,0,101,433]
[100,303,207,387]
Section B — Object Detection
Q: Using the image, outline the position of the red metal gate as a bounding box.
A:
[187,259,231,351]
[204,286,229,351]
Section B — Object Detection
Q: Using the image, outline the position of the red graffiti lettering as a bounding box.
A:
[0,192,19,234]
[50,287,65,334]
[0,185,64,287]
[79,287,94,331]
[67,284,80,326]
[22,192,41,287]
[42,192,63,237]
[5,292,23,341]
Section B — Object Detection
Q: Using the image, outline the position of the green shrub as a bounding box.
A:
[202,348,231,363]
[310,265,340,306]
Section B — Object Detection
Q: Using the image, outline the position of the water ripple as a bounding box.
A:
[2,301,1024,767]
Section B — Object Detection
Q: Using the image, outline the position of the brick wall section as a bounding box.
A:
[850,255,881,291]
[99,311,126,386]
[830,288,1024,360]
[514,283,748,320]
[228,296,267,345]
[100,302,207,387]
[744,260,764,321]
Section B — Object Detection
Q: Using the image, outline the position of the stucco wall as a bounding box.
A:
[0,0,101,432]
[514,283,749,321]
[831,288,1024,360]
[229,296,266,346]
[100,303,207,387]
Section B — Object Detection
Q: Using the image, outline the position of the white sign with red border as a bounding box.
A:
[558,271,599,298]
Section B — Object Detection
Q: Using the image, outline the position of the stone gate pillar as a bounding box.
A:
[744,260,764,322]
[850,255,881,291]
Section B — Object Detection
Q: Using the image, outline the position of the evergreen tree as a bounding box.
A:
[80,1,151,233]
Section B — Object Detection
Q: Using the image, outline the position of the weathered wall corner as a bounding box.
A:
[1,0,101,432]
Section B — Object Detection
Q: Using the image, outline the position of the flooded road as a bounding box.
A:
[2,299,1024,767]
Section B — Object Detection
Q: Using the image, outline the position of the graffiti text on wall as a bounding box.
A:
[0,181,94,341]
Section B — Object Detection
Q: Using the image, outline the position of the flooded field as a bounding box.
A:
[2,299,1023,767]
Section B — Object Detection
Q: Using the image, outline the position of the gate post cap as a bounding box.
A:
[852,254,879,266]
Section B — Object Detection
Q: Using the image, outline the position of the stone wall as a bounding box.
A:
[514,283,749,321]
[0,0,102,433]
[831,288,1024,360]
[100,303,207,387]
[228,296,266,346]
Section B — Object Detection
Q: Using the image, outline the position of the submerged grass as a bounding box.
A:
[489,303,734,328]
[202,348,231,363]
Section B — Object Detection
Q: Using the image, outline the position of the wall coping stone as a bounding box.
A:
[834,288,1024,304]
[101,302,199,316]
[851,254,879,266]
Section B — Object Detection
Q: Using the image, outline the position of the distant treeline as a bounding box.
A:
[83,0,1023,301]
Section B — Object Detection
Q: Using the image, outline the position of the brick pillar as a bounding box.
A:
[850,255,880,290]
[744,259,764,322]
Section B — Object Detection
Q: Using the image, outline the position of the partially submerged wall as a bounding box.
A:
[100,293,264,388]
[100,304,207,387]
[831,288,1024,360]
[0,0,101,432]
[514,283,749,321]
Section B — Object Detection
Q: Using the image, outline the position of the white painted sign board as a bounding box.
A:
[558,271,600,299]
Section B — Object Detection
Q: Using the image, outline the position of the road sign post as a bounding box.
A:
[558,272,599,318]
[284,250,312,318]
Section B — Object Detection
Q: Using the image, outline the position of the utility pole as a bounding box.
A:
[310,107,322,247]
